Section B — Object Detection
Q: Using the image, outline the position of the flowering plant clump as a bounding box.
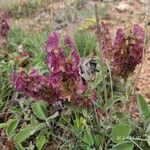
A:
[97,23,144,78]
[0,10,9,46]
[12,33,96,107]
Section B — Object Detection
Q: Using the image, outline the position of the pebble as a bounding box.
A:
[138,0,149,4]
[115,2,130,12]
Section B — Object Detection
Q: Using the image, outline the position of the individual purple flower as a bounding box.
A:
[133,24,144,40]
[113,29,125,49]
[29,68,39,76]
[47,52,58,72]
[45,32,59,52]
[131,24,144,63]
[47,51,65,73]
[70,50,80,66]
[72,94,84,107]
[49,72,62,88]
[76,79,87,94]
[12,71,27,92]
[64,35,75,49]
[63,60,75,74]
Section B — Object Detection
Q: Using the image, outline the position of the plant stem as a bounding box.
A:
[94,3,108,104]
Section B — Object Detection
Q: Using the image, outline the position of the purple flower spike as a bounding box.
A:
[0,11,9,37]
[133,24,144,40]
[112,25,144,77]
[45,32,59,52]
[96,22,144,78]
[0,10,9,47]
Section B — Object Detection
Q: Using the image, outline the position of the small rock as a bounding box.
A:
[147,57,150,61]
[115,2,130,12]
[35,12,51,20]
[121,18,125,23]
[55,18,64,24]
[138,0,149,4]
[54,22,68,30]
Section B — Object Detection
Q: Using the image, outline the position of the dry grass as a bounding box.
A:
[0,0,42,9]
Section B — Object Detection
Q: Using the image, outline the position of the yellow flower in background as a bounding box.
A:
[79,17,96,30]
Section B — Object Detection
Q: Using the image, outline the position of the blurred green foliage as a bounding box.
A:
[74,31,96,57]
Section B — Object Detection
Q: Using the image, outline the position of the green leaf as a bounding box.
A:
[87,146,94,150]
[59,116,70,126]
[0,119,16,129]
[36,135,46,150]
[46,111,59,122]
[114,112,129,122]
[28,142,35,150]
[93,72,103,89]
[137,95,150,119]
[146,123,150,146]
[14,123,46,143]
[15,142,25,150]
[84,127,94,146]
[111,124,131,143]
[6,119,19,137]
[106,96,122,111]
[31,102,46,120]
[146,123,150,133]
[82,109,88,118]
[94,134,103,149]
[9,107,22,114]
[40,102,48,114]
[112,141,134,150]
[98,146,102,150]
[0,123,7,129]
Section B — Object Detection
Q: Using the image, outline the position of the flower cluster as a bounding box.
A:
[12,70,61,103]
[97,23,144,78]
[0,10,9,46]
[12,33,97,107]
